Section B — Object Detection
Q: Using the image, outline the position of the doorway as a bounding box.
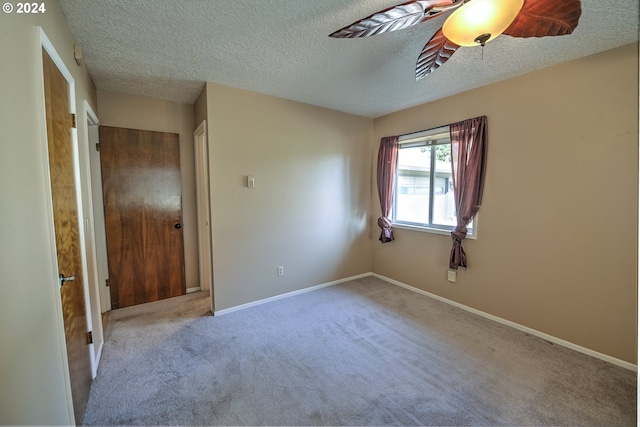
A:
[99,126,186,309]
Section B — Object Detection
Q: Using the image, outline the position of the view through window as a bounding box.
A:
[393,126,472,234]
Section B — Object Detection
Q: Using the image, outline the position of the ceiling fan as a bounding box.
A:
[329,0,582,80]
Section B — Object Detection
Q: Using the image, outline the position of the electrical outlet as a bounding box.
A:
[277,266,284,277]
[447,269,457,283]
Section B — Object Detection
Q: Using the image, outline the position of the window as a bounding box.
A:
[392,126,473,235]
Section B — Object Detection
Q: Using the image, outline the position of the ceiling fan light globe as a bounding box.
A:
[442,0,524,47]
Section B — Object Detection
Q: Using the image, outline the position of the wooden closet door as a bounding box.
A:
[42,48,92,424]
[99,126,185,309]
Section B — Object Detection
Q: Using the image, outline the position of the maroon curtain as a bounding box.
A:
[449,116,488,269]
[376,136,399,243]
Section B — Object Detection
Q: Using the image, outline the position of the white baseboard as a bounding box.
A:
[212,271,636,371]
[214,273,371,316]
[186,286,201,294]
[372,273,638,372]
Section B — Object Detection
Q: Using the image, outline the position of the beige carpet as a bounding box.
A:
[83,276,636,426]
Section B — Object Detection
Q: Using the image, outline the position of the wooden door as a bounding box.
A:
[42,48,92,424]
[99,126,186,309]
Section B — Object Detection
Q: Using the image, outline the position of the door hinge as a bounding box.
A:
[105,278,110,287]
[70,113,76,128]
[86,331,93,345]
[95,143,100,152]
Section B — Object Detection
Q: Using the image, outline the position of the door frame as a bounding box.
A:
[194,121,213,309]
[84,102,112,313]
[81,101,106,373]
[38,28,95,423]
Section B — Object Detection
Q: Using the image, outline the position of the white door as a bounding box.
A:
[194,121,213,308]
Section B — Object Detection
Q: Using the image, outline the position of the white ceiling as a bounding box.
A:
[59,0,639,118]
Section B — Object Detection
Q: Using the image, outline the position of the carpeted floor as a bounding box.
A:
[83,276,637,426]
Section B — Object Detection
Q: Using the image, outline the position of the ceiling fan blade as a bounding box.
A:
[416,28,460,80]
[329,0,460,38]
[503,0,582,38]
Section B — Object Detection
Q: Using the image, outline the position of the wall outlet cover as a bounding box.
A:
[447,270,457,283]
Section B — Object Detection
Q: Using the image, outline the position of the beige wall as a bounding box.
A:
[96,91,200,290]
[372,44,639,364]
[0,0,99,424]
[205,83,373,310]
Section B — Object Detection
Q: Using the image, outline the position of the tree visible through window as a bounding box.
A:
[393,127,472,233]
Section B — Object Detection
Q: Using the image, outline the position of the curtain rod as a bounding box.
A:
[396,124,448,139]
[389,115,487,139]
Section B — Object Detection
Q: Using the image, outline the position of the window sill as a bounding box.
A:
[392,223,477,240]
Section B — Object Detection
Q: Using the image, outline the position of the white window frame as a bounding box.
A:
[392,126,477,239]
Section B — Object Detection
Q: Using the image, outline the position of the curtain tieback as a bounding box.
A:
[451,227,467,243]
[450,226,468,269]
[378,217,392,229]
[378,217,394,243]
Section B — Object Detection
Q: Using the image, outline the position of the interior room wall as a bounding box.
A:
[371,43,639,364]
[95,90,200,291]
[0,0,99,424]
[204,82,373,311]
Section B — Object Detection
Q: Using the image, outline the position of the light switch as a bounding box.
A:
[247,175,255,188]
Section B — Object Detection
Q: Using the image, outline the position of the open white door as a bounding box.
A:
[194,121,213,308]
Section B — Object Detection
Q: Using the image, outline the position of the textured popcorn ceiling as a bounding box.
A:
[59,0,638,118]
